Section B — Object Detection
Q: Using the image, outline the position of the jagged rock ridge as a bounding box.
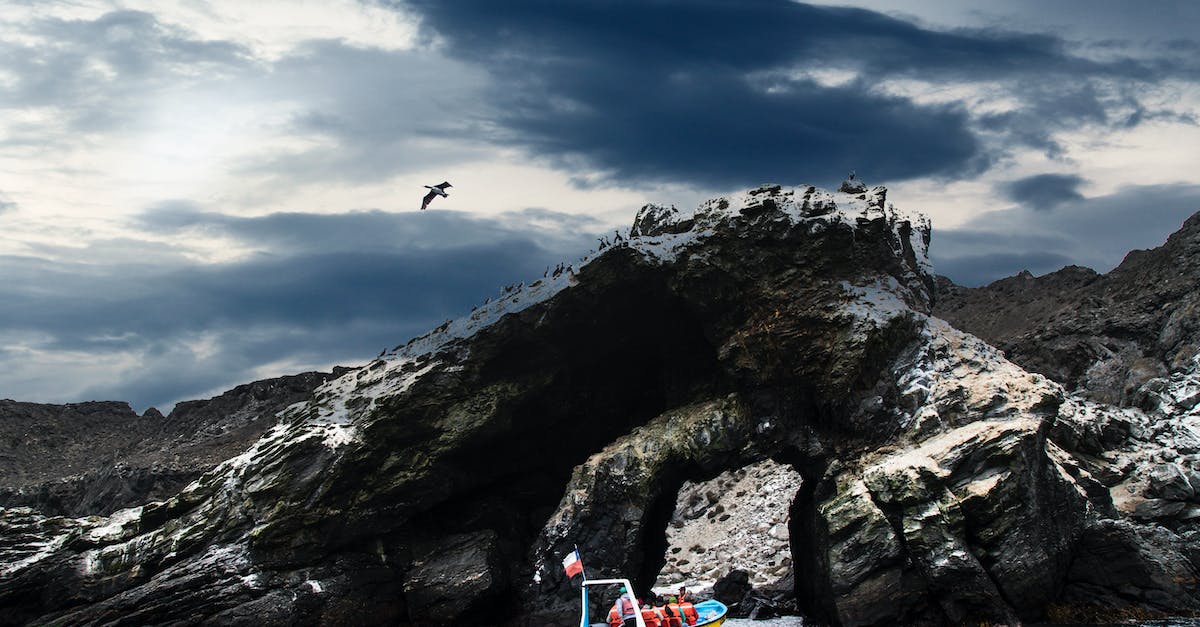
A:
[935,211,1200,406]
[0,370,348,517]
[1,181,1198,626]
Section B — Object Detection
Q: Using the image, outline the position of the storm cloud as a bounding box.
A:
[2,0,1198,413]
[0,208,602,411]
[1002,173,1086,211]
[932,183,1200,285]
[396,0,1191,188]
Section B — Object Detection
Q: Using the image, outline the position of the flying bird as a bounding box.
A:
[420,181,452,210]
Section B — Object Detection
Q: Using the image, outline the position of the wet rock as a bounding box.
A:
[1060,519,1200,613]
[711,569,752,607]
[1132,498,1189,521]
[1147,463,1196,501]
[1049,402,1132,456]
[800,416,1086,625]
[403,531,507,625]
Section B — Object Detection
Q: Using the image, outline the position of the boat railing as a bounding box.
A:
[579,578,647,627]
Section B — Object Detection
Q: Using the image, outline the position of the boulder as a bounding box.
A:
[1059,519,1200,615]
[712,569,753,610]
[1147,463,1196,502]
[403,531,507,625]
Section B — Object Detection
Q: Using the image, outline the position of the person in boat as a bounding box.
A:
[640,603,664,627]
[607,604,623,627]
[676,594,699,626]
[677,586,693,603]
[659,597,683,627]
[609,586,638,627]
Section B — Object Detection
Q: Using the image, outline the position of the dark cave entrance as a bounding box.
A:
[388,250,844,625]
[470,261,734,525]
[403,253,744,620]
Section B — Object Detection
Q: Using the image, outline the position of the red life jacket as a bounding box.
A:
[608,605,622,627]
[679,601,699,626]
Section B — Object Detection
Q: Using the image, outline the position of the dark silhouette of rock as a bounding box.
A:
[714,569,778,618]
[712,569,752,607]
[403,530,508,625]
[1059,519,1200,615]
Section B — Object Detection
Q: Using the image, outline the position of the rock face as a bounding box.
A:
[0,370,346,517]
[2,181,1199,626]
[934,212,1200,405]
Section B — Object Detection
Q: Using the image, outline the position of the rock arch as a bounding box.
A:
[8,185,1197,626]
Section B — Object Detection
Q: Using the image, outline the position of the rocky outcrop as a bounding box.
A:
[0,400,146,488]
[2,181,1199,626]
[0,370,346,517]
[934,211,1200,405]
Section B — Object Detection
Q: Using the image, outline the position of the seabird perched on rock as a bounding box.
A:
[839,171,867,194]
[420,181,452,210]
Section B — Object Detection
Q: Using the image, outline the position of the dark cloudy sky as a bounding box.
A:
[1,0,1198,411]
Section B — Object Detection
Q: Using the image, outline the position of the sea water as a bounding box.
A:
[720,614,806,619]
[644,615,1200,626]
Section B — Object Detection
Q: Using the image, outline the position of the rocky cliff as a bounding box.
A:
[2,181,1199,626]
[0,370,346,517]
[934,212,1200,406]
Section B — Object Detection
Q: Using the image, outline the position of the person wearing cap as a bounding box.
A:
[662,596,685,627]
[658,596,683,627]
[611,586,638,627]
[676,589,698,626]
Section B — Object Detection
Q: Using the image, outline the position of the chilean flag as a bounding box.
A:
[561,549,584,578]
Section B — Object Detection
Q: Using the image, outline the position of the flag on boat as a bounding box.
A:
[561,549,583,578]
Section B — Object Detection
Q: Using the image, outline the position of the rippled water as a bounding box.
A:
[640,615,1200,626]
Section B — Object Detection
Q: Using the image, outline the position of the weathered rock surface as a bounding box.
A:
[0,370,346,517]
[934,212,1200,405]
[2,182,1199,626]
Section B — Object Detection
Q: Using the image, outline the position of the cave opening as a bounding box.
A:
[408,256,741,594]
[647,459,808,616]
[785,465,832,624]
[383,249,849,624]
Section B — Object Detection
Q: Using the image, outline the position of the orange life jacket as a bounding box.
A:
[652,600,681,624]
[662,603,684,627]
[608,605,622,627]
[679,601,699,626]
[640,607,662,627]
